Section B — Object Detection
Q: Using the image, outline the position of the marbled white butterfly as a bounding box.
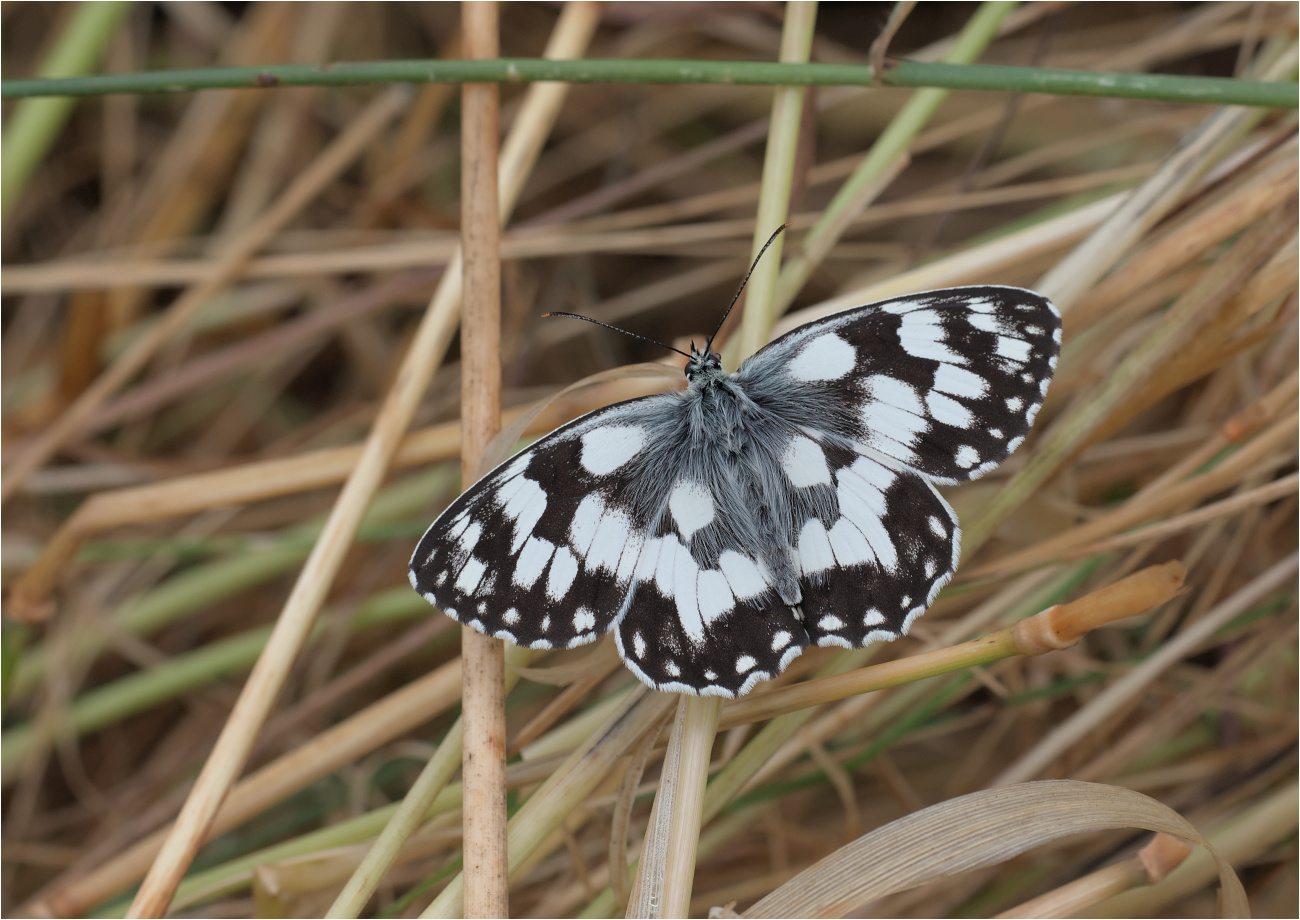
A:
[410,284,1059,697]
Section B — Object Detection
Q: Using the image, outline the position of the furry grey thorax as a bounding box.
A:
[618,344,817,607]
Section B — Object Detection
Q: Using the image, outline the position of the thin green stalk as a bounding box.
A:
[773,0,1016,316]
[734,2,817,357]
[0,587,435,776]
[91,789,461,918]
[8,465,456,699]
[1,1,132,216]
[4,58,1295,108]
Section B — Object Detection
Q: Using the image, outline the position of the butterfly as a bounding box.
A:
[410,284,1059,697]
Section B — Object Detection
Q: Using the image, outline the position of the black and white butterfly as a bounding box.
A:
[410,285,1059,697]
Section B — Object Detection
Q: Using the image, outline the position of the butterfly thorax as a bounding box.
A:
[683,345,723,385]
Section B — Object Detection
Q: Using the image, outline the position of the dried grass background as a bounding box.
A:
[2,2,1298,918]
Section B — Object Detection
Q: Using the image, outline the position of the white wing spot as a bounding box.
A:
[828,518,873,566]
[954,446,979,469]
[698,570,735,625]
[1005,396,1024,412]
[837,458,898,570]
[996,336,1033,363]
[718,551,767,600]
[566,608,592,636]
[797,518,835,575]
[862,375,928,460]
[772,630,793,651]
[580,425,646,475]
[900,595,911,608]
[924,557,937,578]
[547,546,579,601]
[540,615,551,632]
[632,630,646,658]
[569,493,605,557]
[503,608,520,625]
[788,332,856,382]
[705,669,718,681]
[587,509,632,572]
[1007,435,1025,454]
[497,476,547,554]
[879,297,926,315]
[455,519,483,556]
[817,615,844,631]
[1024,324,1045,336]
[782,435,832,487]
[1052,326,1063,344]
[933,363,987,400]
[989,428,1003,439]
[669,480,715,540]
[864,608,885,627]
[665,660,680,677]
[968,312,1012,337]
[455,556,487,594]
[899,311,965,365]
[513,536,555,589]
[736,655,757,674]
[926,390,973,428]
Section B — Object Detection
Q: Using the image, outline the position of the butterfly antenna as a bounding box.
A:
[705,222,792,351]
[543,312,693,359]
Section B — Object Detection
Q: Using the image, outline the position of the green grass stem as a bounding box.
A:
[1,1,132,216]
[0,587,435,776]
[3,58,1294,108]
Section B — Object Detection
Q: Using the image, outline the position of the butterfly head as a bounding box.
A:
[684,343,724,386]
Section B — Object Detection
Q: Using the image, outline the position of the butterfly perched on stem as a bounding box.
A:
[411,272,1059,697]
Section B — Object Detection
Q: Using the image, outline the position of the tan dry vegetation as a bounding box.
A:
[2,3,1297,919]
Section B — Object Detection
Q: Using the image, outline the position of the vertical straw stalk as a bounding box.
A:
[458,3,509,916]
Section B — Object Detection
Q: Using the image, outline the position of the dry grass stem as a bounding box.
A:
[458,4,509,916]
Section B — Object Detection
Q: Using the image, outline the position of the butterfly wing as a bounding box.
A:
[409,397,673,651]
[779,435,961,648]
[736,285,1060,484]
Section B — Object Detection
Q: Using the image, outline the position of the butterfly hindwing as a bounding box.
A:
[614,550,810,697]
[737,286,1060,484]
[409,398,668,650]
[785,439,961,647]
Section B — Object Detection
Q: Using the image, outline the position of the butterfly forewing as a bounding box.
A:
[410,285,1060,697]
[409,399,665,650]
[738,286,1060,484]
